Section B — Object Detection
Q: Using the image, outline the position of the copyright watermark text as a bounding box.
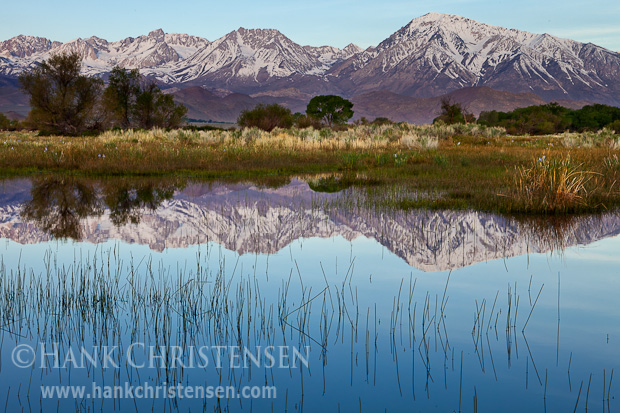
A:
[12,343,309,370]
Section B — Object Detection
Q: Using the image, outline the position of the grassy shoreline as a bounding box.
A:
[2,124,620,213]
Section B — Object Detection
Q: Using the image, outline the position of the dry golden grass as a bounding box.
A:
[513,154,601,212]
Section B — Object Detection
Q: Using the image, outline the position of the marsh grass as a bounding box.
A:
[0,126,438,176]
[512,155,602,213]
[562,128,617,148]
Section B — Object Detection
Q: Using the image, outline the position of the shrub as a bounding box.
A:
[371,117,393,125]
[293,113,323,129]
[237,104,293,132]
[609,120,620,134]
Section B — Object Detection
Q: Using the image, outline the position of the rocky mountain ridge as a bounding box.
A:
[2,13,619,120]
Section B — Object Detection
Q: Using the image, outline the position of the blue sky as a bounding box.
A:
[2,0,619,51]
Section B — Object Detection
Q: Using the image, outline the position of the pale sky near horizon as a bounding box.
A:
[2,0,619,51]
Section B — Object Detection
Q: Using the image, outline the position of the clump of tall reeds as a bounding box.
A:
[513,154,600,212]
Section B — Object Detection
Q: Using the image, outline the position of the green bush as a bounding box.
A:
[237,104,293,132]
[609,120,620,134]
[0,113,11,130]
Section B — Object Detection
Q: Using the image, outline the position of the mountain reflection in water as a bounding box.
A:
[0,176,618,271]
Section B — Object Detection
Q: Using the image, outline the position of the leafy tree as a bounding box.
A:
[477,110,499,125]
[130,81,187,129]
[306,95,354,127]
[480,103,573,134]
[151,92,188,129]
[237,104,293,131]
[133,82,161,129]
[479,102,620,135]
[568,104,620,131]
[19,52,103,135]
[103,67,141,128]
[0,113,11,130]
[434,97,474,125]
[104,68,187,129]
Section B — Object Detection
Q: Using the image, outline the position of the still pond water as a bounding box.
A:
[0,176,618,412]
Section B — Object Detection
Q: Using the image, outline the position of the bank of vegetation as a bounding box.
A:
[2,122,620,213]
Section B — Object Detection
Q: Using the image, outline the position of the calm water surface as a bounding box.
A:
[0,176,618,412]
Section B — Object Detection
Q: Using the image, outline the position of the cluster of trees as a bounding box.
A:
[478,103,620,135]
[18,52,187,135]
[0,113,20,131]
[432,98,620,135]
[237,95,354,131]
[433,98,475,125]
[9,53,620,137]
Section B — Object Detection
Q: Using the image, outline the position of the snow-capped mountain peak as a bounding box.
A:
[164,27,354,84]
[0,35,62,58]
[328,12,620,103]
[148,29,165,42]
[0,30,211,77]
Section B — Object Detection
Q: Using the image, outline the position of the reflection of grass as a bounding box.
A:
[2,126,620,213]
[513,214,583,254]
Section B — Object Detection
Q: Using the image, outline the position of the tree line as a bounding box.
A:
[237,95,354,131]
[478,103,620,135]
[433,98,620,135]
[17,52,187,135]
[10,51,356,135]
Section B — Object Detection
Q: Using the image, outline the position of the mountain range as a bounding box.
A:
[2,13,619,123]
